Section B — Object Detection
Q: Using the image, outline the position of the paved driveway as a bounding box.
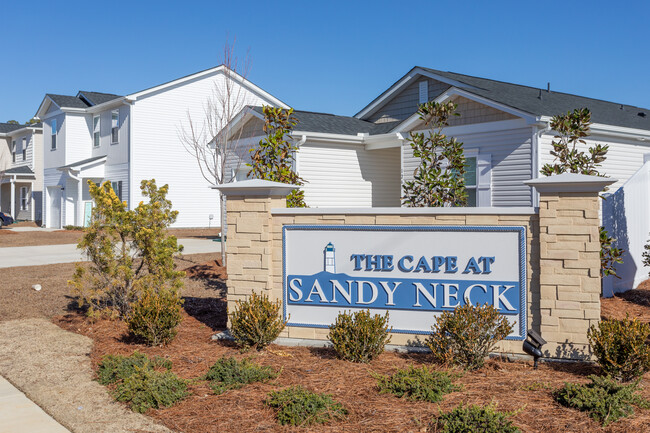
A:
[0,238,220,269]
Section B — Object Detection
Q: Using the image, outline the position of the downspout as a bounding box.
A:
[126,99,135,210]
[396,132,407,207]
[294,135,307,174]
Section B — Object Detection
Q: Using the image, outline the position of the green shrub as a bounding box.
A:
[328,309,391,363]
[265,386,347,426]
[230,292,286,351]
[97,352,172,385]
[127,286,183,346]
[114,367,188,413]
[431,403,521,433]
[203,357,279,394]
[425,303,513,370]
[554,375,649,426]
[588,316,650,382]
[374,366,458,402]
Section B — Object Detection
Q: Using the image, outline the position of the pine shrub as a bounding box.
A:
[230,292,286,351]
[374,366,458,402]
[555,375,649,425]
[431,403,521,433]
[328,310,391,363]
[265,386,347,426]
[114,367,188,413]
[97,352,171,385]
[425,303,513,370]
[588,316,650,382]
[127,286,183,346]
[203,357,279,394]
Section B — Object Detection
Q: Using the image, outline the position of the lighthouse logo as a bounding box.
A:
[323,242,336,273]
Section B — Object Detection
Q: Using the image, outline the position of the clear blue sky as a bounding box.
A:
[1,0,649,123]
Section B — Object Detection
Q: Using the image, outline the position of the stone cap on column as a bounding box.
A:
[211,179,298,197]
[525,173,617,193]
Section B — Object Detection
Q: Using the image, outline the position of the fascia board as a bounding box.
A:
[126,66,289,109]
[35,96,58,119]
[292,131,364,144]
[86,97,127,114]
[537,116,650,141]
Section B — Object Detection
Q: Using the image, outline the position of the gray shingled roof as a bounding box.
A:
[418,67,650,131]
[77,91,123,106]
[47,94,90,109]
[251,106,399,136]
[3,166,34,175]
[0,123,25,134]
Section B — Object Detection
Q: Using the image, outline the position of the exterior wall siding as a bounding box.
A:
[43,113,65,169]
[131,71,278,227]
[64,113,92,165]
[402,122,534,207]
[367,78,451,123]
[447,96,518,126]
[299,142,400,207]
[539,133,650,191]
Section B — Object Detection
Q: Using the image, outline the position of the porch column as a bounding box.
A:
[213,180,297,325]
[29,181,34,221]
[10,177,15,220]
[77,178,82,226]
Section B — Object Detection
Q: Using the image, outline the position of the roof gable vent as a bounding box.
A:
[418,81,428,104]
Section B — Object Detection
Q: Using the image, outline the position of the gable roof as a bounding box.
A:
[356,66,650,131]
[0,123,26,134]
[3,166,34,175]
[46,94,90,109]
[77,91,123,106]
[250,106,399,136]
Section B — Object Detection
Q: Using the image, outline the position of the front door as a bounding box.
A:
[48,187,61,229]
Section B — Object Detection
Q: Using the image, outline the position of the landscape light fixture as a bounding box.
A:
[522,329,547,369]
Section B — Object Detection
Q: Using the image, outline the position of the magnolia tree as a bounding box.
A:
[70,179,184,318]
[540,108,623,277]
[402,101,467,207]
[248,106,306,208]
[178,41,252,266]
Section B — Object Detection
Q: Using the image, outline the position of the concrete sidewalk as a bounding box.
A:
[0,238,220,269]
[0,375,70,433]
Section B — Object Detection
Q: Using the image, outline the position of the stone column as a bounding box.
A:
[213,180,296,323]
[526,173,615,359]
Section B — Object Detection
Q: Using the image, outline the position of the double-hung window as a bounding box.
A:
[111,181,123,201]
[11,140,16,163]
[111,110,119,144]
[20,187,28,211]
[51,119,57,150]
[93,115,100,147]
[464,156,477,206]
[22,137,26,161]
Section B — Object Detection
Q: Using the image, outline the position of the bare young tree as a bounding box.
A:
[178,41,253,267]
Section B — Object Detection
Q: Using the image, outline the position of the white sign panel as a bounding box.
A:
[283,225,527,340]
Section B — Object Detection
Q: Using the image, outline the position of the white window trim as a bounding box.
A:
[111,110,119,144]
[465,149,491,207]
[93,115,101,147]
[20,187,28,211]
[11,140,16,163]
[22,137,26,161]
[51,119,57,150]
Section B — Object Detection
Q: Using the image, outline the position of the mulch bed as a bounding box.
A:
[52,279,650,432]
[601,279,650,322]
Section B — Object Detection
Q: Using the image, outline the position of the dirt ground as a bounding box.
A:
[0,227,222,248]
[54,308,650,433]
[2,243,650,432]
[0,253,225,322]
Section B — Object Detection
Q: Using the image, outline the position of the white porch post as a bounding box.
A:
[29,181,34,221]
[77,178,82,226]
[10,177,15,220]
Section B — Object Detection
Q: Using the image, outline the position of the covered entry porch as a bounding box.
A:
[47,156,107,229]
[0,167,37,222]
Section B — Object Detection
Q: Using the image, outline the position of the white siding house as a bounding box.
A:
[0,123,43,223]
[35,66,287,228]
